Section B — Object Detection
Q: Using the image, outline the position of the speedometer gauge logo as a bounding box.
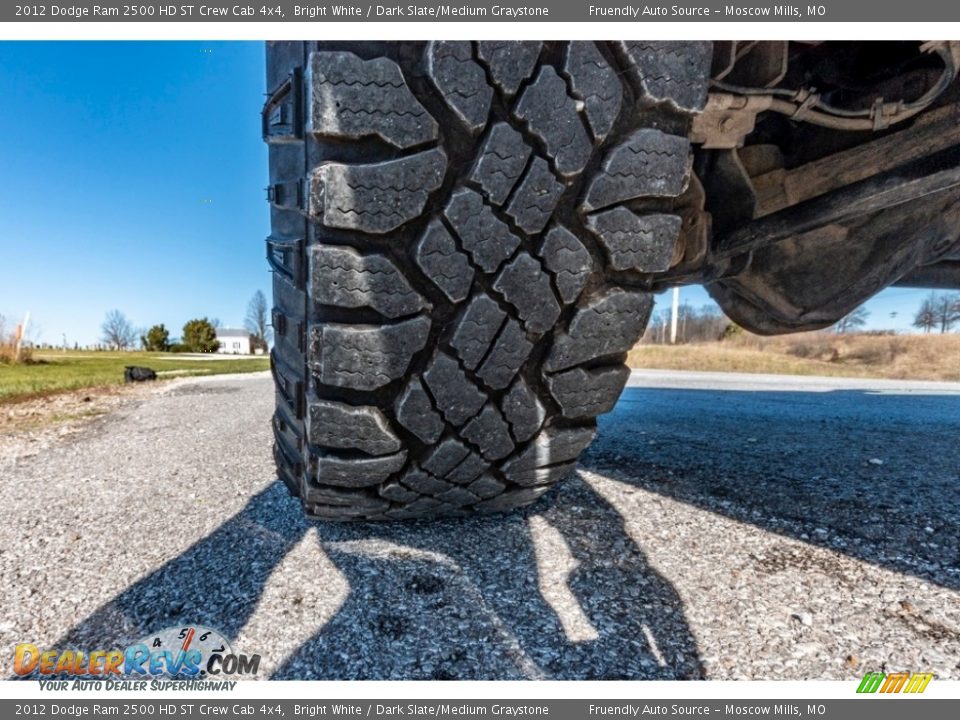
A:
[135,625,233,677]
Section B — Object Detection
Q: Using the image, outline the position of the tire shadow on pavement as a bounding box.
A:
[46,475,703,680]
[49,482,311,653]
[583,386,960,592]
[272,477,702,680]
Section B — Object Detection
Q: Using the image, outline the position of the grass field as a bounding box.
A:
[628,333,960,382]
[0,351,269,403]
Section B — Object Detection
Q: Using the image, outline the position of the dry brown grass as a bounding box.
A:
[0,344,32,364]
[0,316,31,364]
[627,333,960,381]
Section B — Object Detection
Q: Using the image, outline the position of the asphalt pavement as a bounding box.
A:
[1,369,958,680]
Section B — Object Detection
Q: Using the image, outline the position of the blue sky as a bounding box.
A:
[0,41,934,346]
[0,42,269,346]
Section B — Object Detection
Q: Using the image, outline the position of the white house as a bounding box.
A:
[216,328,251,355]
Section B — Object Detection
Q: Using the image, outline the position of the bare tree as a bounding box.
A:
[101,310,137,350]
[643,309,672,344]
[245,290,271,351]
[931,292,960,333]
[642,304,731,344]
[913,296,937,333]
[834,306,869,334]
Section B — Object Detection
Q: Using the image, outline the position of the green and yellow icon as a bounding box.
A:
[857,671,933,694]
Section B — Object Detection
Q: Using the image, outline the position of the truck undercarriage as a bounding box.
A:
[684,41,960,333]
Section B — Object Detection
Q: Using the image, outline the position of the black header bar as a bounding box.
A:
[4,1,959,23]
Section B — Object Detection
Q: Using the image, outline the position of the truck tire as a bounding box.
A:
[264,41,711,520]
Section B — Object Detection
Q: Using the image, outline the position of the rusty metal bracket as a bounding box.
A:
[690,94,774,149]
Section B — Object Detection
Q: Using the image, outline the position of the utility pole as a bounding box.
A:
[670,287,680,344]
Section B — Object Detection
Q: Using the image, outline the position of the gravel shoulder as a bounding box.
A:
[1,370,957,680]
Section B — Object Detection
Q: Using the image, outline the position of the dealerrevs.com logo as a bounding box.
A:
[13,625,261,690]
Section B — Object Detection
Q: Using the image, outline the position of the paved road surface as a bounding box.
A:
[2,370,958,680]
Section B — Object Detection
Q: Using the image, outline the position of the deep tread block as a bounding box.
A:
[379,480,421,503]
[395,375,445,444]
[415,220,474,303]
[313,149,446,234]
[504,462,578,488]
[475,486,551,512]
[312,245,428,318]
[444,189,520,273]
[619,41,712,113]
[421,437,471,477]
[587,208,682,273]
[386,496,443,519]
[450,295,507,370]
[493,253,561,334]
[466,474,506,499]
[425,41,493,133]
[501,377,546,443]
[401,468,453,496]
[423,352,487,426]
[476,41,542,96]
[470,122,532,206]
[311,316,430,390]
[476,319,533,390]
[581,129,689,212]
[435,486,481,507]
[546,365,631,419]
[514,66,593,177]
[303,484,391,510]
[314,450,407,488]
[461,404,516,461]
[502,426,596,482]
[445,451,489,485]
[539,226,592,304]
[505,157,565,234]
[564,41,623,142]
[307,51,437,149]
[545,289,653,372]
[307,400,402,455]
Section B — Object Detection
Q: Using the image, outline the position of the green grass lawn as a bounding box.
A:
[0,351,270,403]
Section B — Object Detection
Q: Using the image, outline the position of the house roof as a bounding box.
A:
[216,328,249,339]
